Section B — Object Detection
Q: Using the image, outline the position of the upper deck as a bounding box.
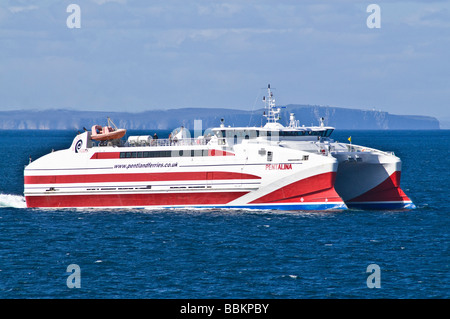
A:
[85,83,336,152]
[208,84,335,145]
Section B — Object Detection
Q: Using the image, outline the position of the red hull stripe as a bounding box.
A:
[347,171,411,203]
[91,152,120,159]
[24,171,261,184]
[25,191,248,208]
[250,172,343,204]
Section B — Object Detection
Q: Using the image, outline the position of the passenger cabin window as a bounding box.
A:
[119,149,230,158]
[279,131,307,136]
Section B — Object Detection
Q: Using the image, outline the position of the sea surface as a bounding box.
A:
[0,129,448,299]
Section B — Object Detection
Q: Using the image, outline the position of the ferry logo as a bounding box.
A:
[75,139,83,153]
[265,164,292,170]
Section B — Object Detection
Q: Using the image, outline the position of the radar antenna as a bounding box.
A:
[262,84,284,124]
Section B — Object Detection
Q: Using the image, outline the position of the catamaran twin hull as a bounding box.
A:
[23,84,415,211]
[24,133,346,211]
[332,147,415,210]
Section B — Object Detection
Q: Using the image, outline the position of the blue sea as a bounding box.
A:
[0,129,448,299]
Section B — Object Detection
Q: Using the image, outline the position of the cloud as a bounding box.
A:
[92,0,127,5]
[197,3,242,17]
[0,0,448,118]
[8,5,38,13]
[403,6,450,27]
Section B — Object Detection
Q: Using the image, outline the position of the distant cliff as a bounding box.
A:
[0,105,440,130]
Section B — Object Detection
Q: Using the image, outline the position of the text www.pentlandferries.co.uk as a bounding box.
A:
[113,162,178,169]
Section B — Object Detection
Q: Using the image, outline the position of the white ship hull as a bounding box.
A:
[24,133,346,211]
[332,143,415,209]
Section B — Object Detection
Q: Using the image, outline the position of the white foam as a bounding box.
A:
[0,194,27,209]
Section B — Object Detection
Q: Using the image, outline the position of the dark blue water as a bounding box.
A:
[0,130,448,299]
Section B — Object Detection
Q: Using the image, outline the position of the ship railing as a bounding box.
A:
[348,144,395,156]
[126,137,210,147]
[332,143,395,156]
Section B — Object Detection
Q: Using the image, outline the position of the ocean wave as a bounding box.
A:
[0,194,27,208]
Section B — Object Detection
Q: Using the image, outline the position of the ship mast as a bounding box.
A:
[262,84,282,125]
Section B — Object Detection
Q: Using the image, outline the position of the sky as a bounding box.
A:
[0,0,449,119]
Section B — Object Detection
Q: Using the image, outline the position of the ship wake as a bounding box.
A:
[0,194,27,208]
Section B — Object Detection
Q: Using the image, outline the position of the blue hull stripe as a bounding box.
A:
[189,203,348,211]
[346,201,416,210]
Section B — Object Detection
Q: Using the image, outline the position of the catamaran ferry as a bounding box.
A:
[24,85,414,210]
